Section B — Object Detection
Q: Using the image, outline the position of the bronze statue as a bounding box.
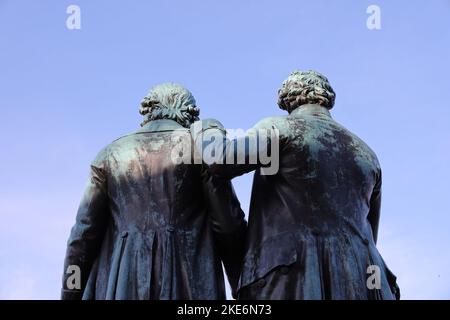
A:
[197,70,400,299]
[61,83,246,300]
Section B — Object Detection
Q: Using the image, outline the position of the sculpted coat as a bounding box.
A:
[202,104,400,300]
[62,119,246,300]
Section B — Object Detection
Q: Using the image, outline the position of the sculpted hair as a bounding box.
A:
[139,83,200,127]
[277,70,336,112]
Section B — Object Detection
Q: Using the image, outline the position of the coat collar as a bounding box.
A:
[290,104,332,118]
[136,119,188,133]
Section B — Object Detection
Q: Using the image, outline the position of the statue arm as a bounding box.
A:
[61,149,110,300]
[192,118,282,179]
[367,170,382,244]
[201,169,247,298]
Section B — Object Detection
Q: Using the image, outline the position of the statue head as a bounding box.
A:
[139,83,200,128]
[277,70,336,113]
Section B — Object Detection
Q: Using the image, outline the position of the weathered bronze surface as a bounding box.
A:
[62,84,246,300]
[63,72,400,300]
[201,71,400,300]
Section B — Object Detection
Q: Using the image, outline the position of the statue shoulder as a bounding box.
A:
[251,115,289,137]
[341,124,382,171]
[93,133,134,167]
[90,144,110,172]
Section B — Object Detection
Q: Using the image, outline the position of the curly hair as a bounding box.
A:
[139,83,200,128]
[277,70,336,112]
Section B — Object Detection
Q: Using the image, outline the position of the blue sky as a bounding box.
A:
[0,0,449,299]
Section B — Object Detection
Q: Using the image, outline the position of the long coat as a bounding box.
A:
[62,119,246,300]
[206,104,400,300]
